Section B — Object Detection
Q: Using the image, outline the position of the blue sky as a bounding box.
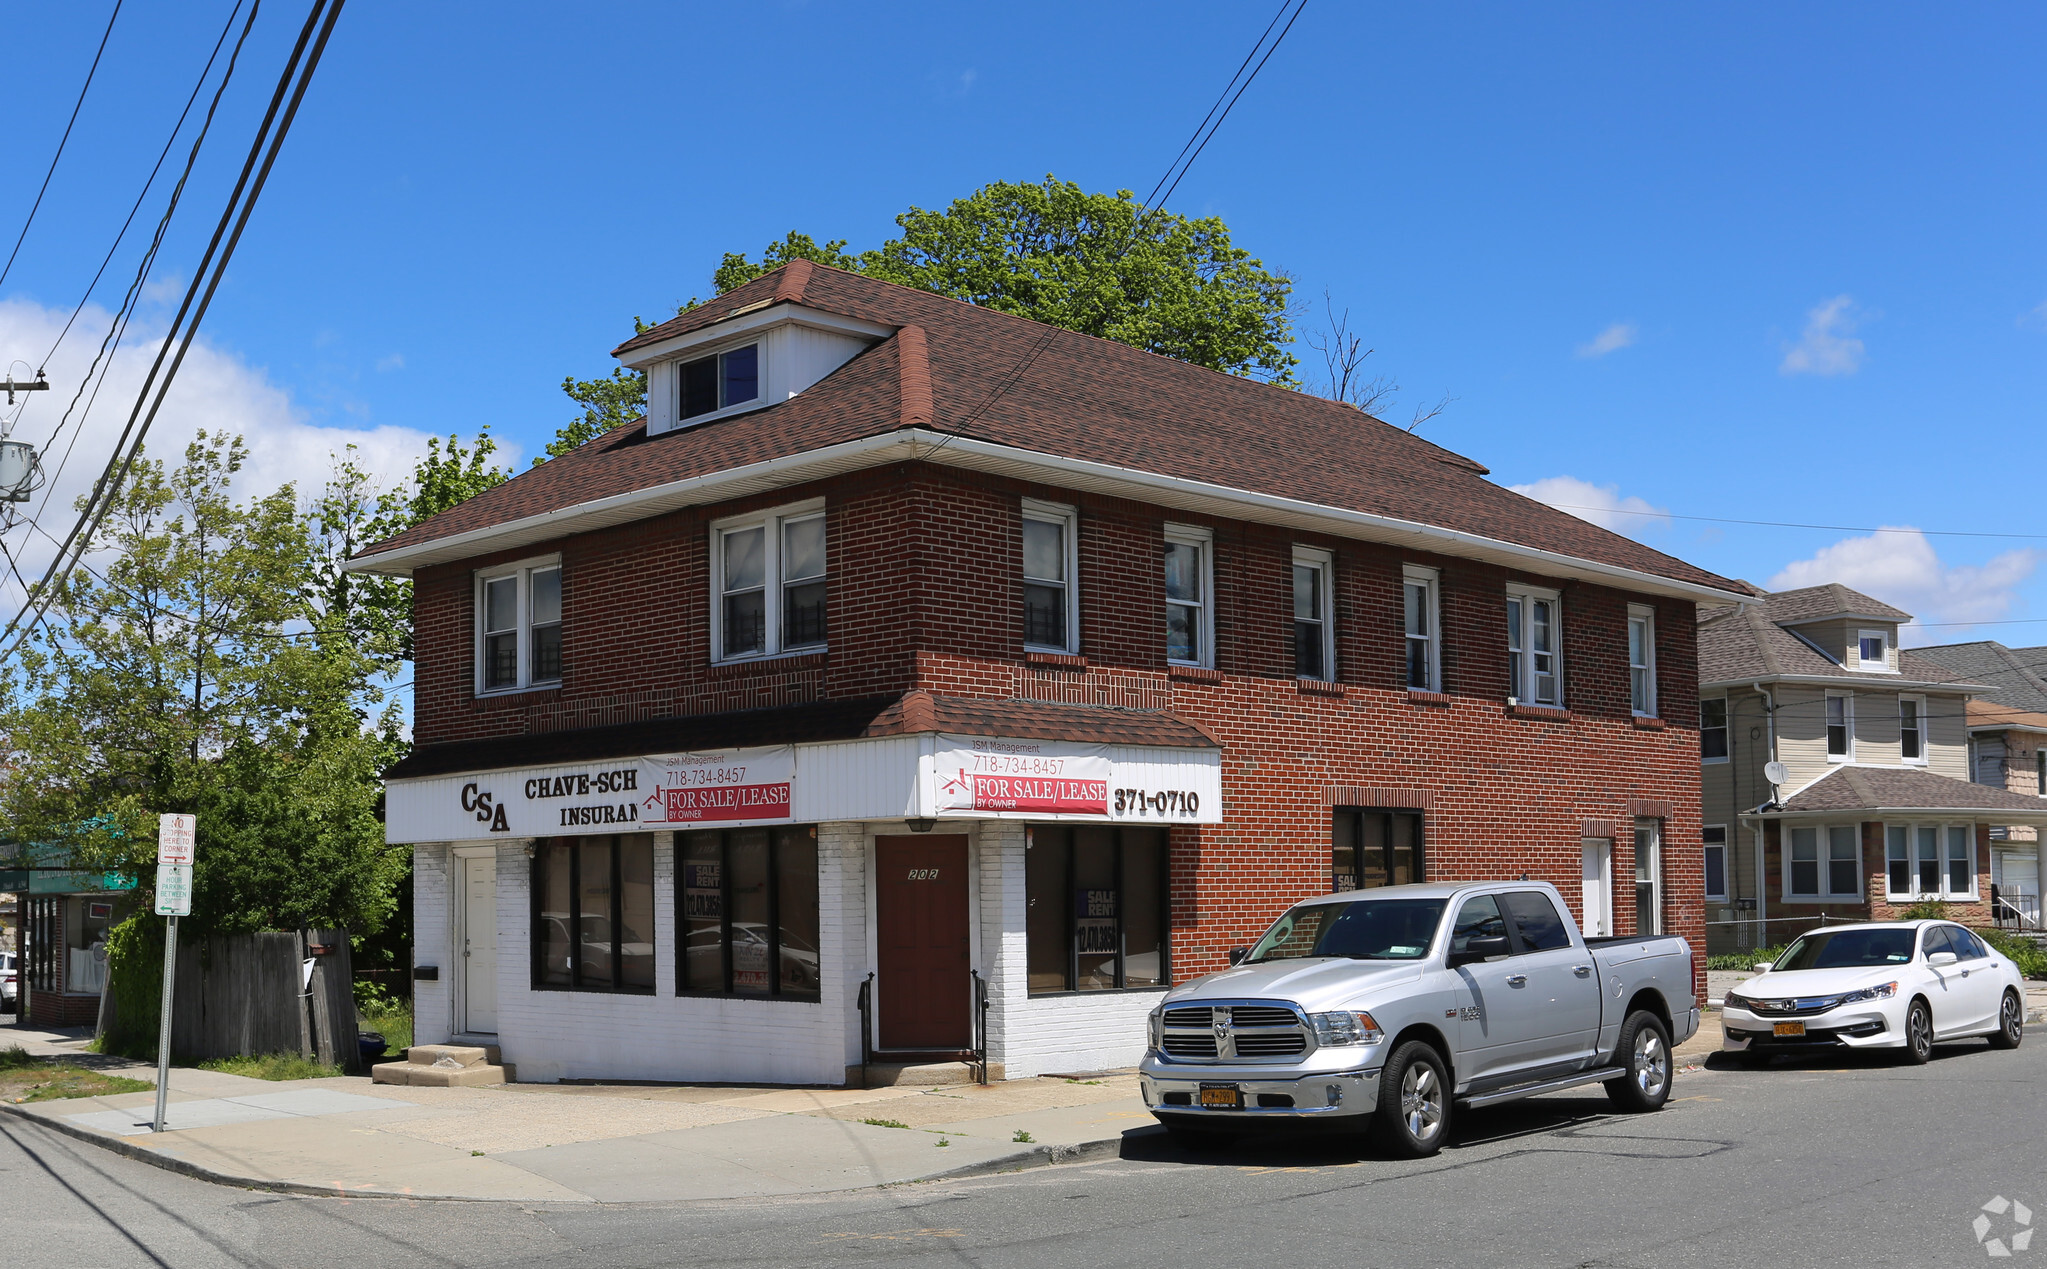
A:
[2,1,2044,645]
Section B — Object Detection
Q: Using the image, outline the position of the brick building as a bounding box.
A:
[354,261,1746,1084]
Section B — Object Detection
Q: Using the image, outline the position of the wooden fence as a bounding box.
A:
[150,928,361,1073]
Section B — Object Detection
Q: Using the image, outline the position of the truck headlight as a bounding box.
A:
[1148,1007,1162,1051]
[1837,982,1896,1004]
[1310,1011,1384,1047]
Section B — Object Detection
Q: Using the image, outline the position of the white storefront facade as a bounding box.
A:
[390,729,1221,1085]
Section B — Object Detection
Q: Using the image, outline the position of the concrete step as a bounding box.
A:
[860,1061,996,1088]
[405,1044,500,1068]
[373,1044,512,1087]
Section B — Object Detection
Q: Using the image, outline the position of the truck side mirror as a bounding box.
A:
[1448,935,1511,968]
[1228,947,1249,966]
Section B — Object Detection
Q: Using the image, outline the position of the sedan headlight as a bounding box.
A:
[1723,990,1750,1011]
[1837,982,1897,1005]
[1311,1010,1385,1047]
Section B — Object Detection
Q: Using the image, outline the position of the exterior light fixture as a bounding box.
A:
[906,818,937,834]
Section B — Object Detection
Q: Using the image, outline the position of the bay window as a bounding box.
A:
[1022,500,1077,652]
[1026,825,1168,994]
[1786,824,1861,901]
[1506,585,1561,707]
[1886,823,1978,900]
[713,503,826,661]
[477,558,562,693]
[678,825,821,998]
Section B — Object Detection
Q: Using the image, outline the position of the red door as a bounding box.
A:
[875,835,971,1051]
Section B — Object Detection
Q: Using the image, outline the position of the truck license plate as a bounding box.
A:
[1198,1083,1243,1110]
[1773,1022,1805,1037]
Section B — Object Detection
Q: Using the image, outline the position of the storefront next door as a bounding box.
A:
[875,835,970,1052]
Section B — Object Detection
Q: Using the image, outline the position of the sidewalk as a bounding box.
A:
[2,1018,1147,1202]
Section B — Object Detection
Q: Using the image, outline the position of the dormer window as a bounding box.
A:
[680,344,759,421]
[1857,629,1888,671]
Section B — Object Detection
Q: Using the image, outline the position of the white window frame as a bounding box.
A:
[1505,583,1563,707]
[1402,564,1440,693]
[671,338,767,428]
[709,498,827,664]
[474,555,563,696]
[1783,823,1864,903]
[1163,523,1215,669]
[1898,694,1928,766]
[1700,695,1730,764]
[1627,603,1657,717]
[1292,546,1335,682]
[1633,818,1662,935]
[1702,824,1729,903]
[1856,628,1891,672]
[1883,821,1980,901]
[1021,498,1079,654]
[1825,692,1854,763]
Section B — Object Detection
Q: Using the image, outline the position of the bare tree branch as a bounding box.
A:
[1305,289,1450,433]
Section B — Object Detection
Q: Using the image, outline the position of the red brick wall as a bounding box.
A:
[409,462,1709,1004]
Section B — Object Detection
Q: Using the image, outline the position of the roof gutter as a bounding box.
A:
[1703,674,1994,695]
[346,427,1752,605]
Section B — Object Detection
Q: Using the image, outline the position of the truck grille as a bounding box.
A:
[1155,1001,1309,1063]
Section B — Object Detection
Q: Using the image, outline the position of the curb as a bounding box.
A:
[0,1104,533,1202]
[1,1101,1132,1202]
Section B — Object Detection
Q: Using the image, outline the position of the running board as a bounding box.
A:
[1459,1066,1626,1109]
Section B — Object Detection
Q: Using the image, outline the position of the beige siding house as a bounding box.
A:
[1697,584,2047,955]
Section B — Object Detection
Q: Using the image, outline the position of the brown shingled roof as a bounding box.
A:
[1777,765,2047,817]
[383,691,1217,781]
[1765,583,1912,625]
[359,263,1742,596]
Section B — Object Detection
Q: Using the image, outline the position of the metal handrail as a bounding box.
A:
[856,972,875,1087]
[970,969,990,1085]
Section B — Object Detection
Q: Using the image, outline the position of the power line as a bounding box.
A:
[1142,1,1292,209]
[1147,0,1306,213]
[0,0,346,664]
[0,0,125,293]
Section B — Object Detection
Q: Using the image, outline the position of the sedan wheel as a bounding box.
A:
[1901,999,1935,1065]
[1989,990,2024,1051]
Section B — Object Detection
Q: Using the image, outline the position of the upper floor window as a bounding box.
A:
[1022,500,1077,653]
[1293,547,1333,680]
[1857,628,1888,671]
[478,558,562,693]
[1700,697,1729,762]
[1506,584,1561,707]
[1899,695,1925,763]
[1404,565,1440,692]
[1826,693,1853,760]
[1627,604,1656,716]
[713,503,825,662]
[2037,750,2044,797]
[1163,525,1213,668]
[679,343,759,421]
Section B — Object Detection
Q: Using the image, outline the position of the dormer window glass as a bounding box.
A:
[1857,629,1888,671]
[680,344,760,421]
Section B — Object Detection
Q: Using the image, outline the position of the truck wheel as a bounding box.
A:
[1604,1011,1673,1112]
[1900,999,1934,1065]
[1375,1040,1452,1157]
[1988,990,2024,1051]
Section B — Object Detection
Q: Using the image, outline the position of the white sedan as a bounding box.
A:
[1723,920,2025,1063]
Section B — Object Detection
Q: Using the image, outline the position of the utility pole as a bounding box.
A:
[0,375,47,406]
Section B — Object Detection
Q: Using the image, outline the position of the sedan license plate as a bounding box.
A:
[1773,1021,1806,1037]
[1198,1082,1243,1110]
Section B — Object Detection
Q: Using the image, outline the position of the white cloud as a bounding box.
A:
[1767,527,2040,645]
[1575,322,1637,358]
[0,297,509,602]
[376,352,405,372]
[1508,475,1670,538]
[1779,294,1865,376]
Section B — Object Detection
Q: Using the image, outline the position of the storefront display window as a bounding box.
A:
[677,825,821,999]
[532,834,655,993]
[1332,810,1424,892]
[1025,825,1169,994]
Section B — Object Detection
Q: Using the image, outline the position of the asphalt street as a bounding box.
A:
[8,1036,2041,1269]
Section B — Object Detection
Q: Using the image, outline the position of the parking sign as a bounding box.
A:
[154,864,193,917]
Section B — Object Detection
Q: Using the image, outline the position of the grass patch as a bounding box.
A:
[861,1117,910,1129]
[0,1047,154,1103]
[359,1000,413,1056]
[196,1053,343,1081]
[1012,1129,1034,1143]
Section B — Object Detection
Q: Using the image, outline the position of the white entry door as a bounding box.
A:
[463,853,498,1034]
[1581,839,1613,937]
[2002,853,2040,928]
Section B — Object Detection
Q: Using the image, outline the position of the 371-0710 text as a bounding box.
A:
[1114,788,1199,817]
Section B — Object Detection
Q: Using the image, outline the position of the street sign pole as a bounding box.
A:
[150,814,196,1134]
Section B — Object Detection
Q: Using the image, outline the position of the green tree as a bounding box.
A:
[711,231,864,295]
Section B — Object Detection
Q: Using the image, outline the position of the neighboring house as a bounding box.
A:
[350,260,1747,1086]
[0,845,139,1026]
[1697,585,2047,956]
[1908,640,2047,930]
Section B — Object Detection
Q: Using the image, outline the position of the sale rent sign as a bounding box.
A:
[934,736,1111,815]
[639,747,795,826]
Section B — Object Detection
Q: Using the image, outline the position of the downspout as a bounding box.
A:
[1752,680,1777,950]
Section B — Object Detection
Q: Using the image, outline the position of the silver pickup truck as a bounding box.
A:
[1139,880,1698,1156]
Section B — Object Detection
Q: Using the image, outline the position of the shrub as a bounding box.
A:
[1706,947,1783,972]
[1980,929,2047,981]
